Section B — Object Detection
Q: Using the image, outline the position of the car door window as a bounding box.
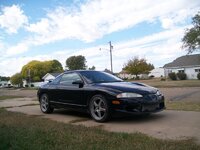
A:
[50,74,62,85]
[59,73,82,86]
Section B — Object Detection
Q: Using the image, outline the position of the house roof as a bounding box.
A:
[42,73,61,80]
[50,73,61,77]
[163,54,200,68]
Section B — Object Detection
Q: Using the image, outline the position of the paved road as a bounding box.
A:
[0,88,37,98]
[0,88,200,143]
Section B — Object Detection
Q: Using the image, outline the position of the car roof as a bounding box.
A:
[64,70,101,73]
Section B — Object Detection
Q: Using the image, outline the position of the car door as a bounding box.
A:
[47,75,63,101]
[57,72,84,106]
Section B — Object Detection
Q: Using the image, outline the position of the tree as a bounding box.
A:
[104,68,112,74]
[123,57,154,77]
[66,55,87,70]
[21,60,63,82]
[88,66,96,70]
[182,12,200,53]
[0,76,10,81]
[10,73,23,87]
[47,60,64,73]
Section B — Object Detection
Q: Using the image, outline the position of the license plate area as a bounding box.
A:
[142,104,159,111]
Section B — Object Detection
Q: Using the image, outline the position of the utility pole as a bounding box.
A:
[109,41,113,73]
[99,41,114,73]
[28,69,31,87]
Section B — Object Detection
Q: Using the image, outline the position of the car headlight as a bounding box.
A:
[117,93,143,98]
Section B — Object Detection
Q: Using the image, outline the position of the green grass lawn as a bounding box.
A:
[0,95,24,100]
[0,109,199,150]
[132,79,200,88]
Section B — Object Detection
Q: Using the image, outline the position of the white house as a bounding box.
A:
[163,54,200,79]
[149,68,165,78]
[0,81,8,87]
[0,80,13,88]
[42,73,61,82]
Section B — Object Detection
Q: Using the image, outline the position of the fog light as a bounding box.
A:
[112,100,120,105]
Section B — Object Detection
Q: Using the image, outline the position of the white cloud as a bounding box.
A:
[4,0,199,57]
[0,38,6,56]
[160,7,200,29]
[111,27,188,69]
[6,42,29,56]
[1,0,199,76]
[0,55,53,76]
[25,0,200,43]
[26,18,50,34]
[0,25,191,76]
[0,5,28,34]
[161,18,175,29]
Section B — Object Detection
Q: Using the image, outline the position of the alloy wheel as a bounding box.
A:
[90,95,109,122]
[40,95,49,112]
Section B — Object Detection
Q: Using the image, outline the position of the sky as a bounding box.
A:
[0,0,200,76]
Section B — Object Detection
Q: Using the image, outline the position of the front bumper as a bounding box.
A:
[111,95,165,114]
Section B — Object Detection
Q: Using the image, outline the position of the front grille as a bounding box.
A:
[125,104,141,112]
[142,104,159,112]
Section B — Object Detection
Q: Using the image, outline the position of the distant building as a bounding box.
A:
[118,70,150,80]
[118,70,135,79]
[0,80,12,88]
[149,68,165,78]
[42,73,61,82]
[0,81,8,87]
[163,54,200,79]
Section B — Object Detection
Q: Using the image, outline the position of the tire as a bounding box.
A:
[40,94,54,114]
[89,95,110,122]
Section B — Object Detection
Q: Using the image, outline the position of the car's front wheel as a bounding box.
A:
[40,94,54,113]
[89,95,110,122]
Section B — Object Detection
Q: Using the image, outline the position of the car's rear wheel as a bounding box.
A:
[89,95,110,122]
[40,94,54,113]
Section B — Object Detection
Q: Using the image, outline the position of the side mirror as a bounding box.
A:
[72,80,84,88]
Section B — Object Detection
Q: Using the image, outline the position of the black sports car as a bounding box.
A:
[37,70,165,122]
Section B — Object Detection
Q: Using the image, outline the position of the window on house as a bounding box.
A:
[195,69,200,72]
[178,70,184,73]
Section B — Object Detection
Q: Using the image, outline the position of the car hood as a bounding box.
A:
[94,82,157,95]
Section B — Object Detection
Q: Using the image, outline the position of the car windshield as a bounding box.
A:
[80,71,123,83]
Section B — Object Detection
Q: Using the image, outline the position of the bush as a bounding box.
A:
[160,78,166,81]
[33,76,40,82]
[131,77,135,80]
[135,76,140,80]
[197,73,200,80]
[168,72,177,80]
[149,75,154,79]
[177,72,187,80]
